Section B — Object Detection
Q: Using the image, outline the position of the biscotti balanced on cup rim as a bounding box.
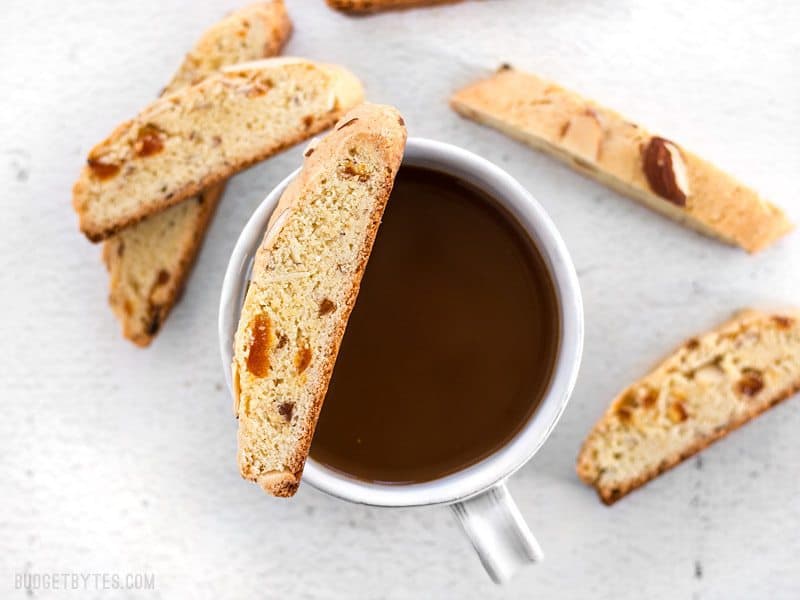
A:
[577,309,800,504]
[73,58,364,241]
[451,65,793,253]
[103,1,292,346]
[233,103,407,497]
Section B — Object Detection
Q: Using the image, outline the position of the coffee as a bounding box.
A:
[309,166,560,484]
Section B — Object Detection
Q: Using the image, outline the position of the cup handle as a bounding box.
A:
[450,482,543,583]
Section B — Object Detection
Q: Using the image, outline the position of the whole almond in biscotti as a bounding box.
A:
[326,0,463,13]
[103,1,292,346]
[451,65,793,253]
[232,103,407,497]
[577,309,800,504]
[73,58,364,241]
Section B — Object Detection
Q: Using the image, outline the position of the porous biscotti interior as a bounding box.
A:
[77,60,356,236]
[104,2,291,345]
[235,141,391,480]
[105,195,213,342]
[450,68,793,252]
[166,1,290,93]
[578,311,800,503]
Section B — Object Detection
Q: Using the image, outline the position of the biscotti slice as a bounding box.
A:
[326,0,462,13]
[577,309,800,504]
[73,58,364,241]
[165,2,292,94]
[104,189,221,345]
[451,66,792,253]
[232,103,407,497]
[104,1,292,346]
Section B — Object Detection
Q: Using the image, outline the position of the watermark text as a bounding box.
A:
[15,571,155,592]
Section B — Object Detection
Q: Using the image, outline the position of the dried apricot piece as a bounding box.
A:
[736,368,764,397]
[246,314,272,377]
[87,157,120,180]
[134,124,165,157]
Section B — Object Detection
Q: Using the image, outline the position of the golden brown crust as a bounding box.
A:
[165,2,292,94]
[326,0,462,13]
[576,309,800,504]
[103,187,222,346]
[587,380,800,505]
[256,470,299,497]
[76,126,332,241]
[286,133,400,485]
[100,2,292,345]
[73,59,364,241]
[233,103,407,497]
[451,66,793,253]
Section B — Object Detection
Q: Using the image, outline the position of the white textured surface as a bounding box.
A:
[1,0,799,598]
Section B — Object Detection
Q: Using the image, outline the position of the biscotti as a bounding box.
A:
[165,2,292,94]
[104,1,292,346]
[73,58,364,241]
[232,103,407,497]
[577,309,800,504]
[104,189,221,345]
[451,66,792,253]
[326,0,462,13]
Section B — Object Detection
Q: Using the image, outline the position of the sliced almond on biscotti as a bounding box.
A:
[73,58,364,241]
[232,103,407,497]
[451,66,793,253]
[326,0,463,13]
[577,309,800,504]
[103,1,292,346]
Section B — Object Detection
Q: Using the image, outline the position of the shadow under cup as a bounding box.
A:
[308,165,561,485]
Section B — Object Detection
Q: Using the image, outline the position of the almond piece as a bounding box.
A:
[643,136,690,206]
[694,362,726,386]
[561,110,603,163]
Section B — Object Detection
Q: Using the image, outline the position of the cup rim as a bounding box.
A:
[219,137,583,507]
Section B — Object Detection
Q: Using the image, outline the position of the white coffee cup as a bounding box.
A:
[219,138,583,583]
